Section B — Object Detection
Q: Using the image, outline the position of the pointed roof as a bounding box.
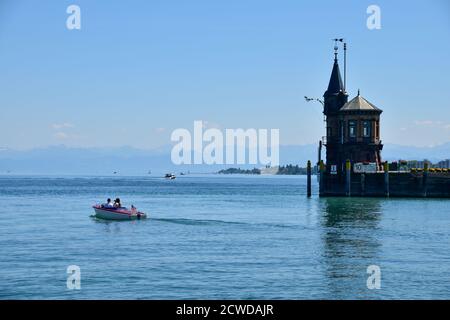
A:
[339,93,382,112]
[324,58,345,96]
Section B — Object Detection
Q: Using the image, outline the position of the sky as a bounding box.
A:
[0,0,449,150]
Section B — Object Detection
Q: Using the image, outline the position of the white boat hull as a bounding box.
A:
[93,206,147,221]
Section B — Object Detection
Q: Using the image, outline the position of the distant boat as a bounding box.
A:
[165,173,176,180]
[148,170,152,174]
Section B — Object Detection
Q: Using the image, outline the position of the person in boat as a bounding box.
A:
[114,198,121,208]
[102,198,113,208]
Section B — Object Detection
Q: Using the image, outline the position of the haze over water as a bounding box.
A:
[0,175,449,299]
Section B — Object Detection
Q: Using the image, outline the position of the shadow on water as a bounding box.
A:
[318,197,383,299]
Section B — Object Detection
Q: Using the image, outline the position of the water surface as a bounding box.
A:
[0,175,449,299]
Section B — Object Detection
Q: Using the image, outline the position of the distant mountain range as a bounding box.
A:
[0,143,448,175]
[382,143,450,162]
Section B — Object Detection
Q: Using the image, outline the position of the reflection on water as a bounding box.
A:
[318,197,382,298]
[90,216,129,234]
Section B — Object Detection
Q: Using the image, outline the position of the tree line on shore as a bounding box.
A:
[218,168,262,175]
[218,165,317,175]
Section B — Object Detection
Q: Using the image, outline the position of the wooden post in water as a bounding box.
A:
[345,159,351,196]
[361,173,366,196]
[423,162,428,197]
[384,161,389,197]
[319,160,325,196]
[307,160,312,198]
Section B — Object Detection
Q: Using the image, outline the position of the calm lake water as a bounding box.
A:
[0,175,449,299]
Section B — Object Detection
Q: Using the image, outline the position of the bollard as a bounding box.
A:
[319,160,325,196]
[361,173,366,196]
[423,162,428,197]
[307,160,312,198]
[345,159,351,196]
[384,161,389,197]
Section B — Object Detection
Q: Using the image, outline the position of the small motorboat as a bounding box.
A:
[92,205,147,220]
[165,173,176,180]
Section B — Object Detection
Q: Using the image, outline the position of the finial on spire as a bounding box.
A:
[333,41,338,62]
[358,89,360,96]
[333,38,344,62]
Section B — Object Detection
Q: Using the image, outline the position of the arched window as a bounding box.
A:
[363,121,371,137]
[348,120,357,138]
[375,121,380,139]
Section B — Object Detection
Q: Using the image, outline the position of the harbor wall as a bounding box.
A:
[319,171,450,198]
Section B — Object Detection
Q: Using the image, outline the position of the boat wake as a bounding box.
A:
[150,217,246,226]
[151,217,299,229]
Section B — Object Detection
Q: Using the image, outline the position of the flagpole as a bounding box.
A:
[344,42,347,92]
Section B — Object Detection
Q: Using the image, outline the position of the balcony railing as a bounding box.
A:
[322,135,381,145]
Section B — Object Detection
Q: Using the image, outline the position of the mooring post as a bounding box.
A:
[361,173,365,196]
[423,162,428,197]
[307,160,312,198]
[384,161,389,197]
[319,160,325,196]
[345,159,351,196]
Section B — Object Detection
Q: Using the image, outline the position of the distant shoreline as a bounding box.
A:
[218,165,317,175]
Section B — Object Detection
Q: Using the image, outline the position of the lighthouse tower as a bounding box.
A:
[323,46,383,174]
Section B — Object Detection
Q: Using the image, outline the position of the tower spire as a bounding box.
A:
[323,40,348,116]
[325,49,344,96]
[330,38,346,93]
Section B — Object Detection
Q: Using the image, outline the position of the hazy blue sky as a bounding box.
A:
[1,0,449,149]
